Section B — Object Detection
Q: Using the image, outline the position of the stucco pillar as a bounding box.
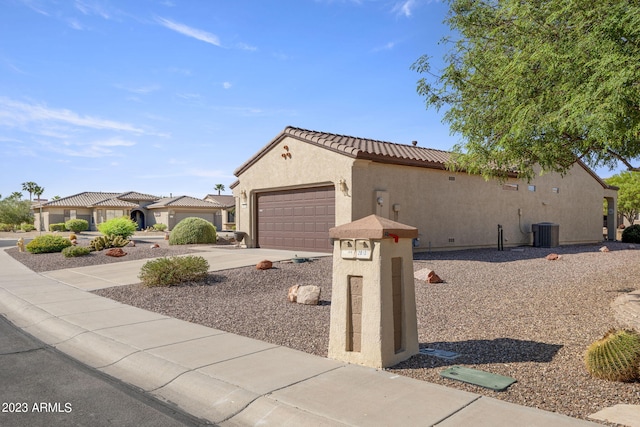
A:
[328,214,419,368]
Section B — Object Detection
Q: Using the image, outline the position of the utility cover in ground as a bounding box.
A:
[440,366,516,391]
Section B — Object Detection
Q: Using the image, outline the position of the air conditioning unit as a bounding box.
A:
[532,222,559,247]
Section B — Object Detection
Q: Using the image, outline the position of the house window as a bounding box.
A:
[502,184,518,191]
[227,210,235,223]
[528,185,536,192]
[106,209,124,220]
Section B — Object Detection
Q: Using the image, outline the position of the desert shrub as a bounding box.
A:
[585,329,640,382]
[20,223,35,232]
[139,256,209,287]
[152,223,167,232]
[26,235,72,254]
[62,246,91,258]
[0,223,14,231]
[65,219,89,233]
[49,223,66,232]
[89,235,130,251]
[97,216,137,239]
[169,217,217,245]
[621,224,640,243]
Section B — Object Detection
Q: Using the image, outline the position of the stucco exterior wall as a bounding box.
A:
[351,161,609,250]
[233,135,355,247]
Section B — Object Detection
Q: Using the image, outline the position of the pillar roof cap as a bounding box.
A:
[329,214,418,239]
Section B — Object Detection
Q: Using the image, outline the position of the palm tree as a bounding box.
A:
[21,181,39,201]
[214,184,225,195]
[33,185,44,201]
[10,192,23,200]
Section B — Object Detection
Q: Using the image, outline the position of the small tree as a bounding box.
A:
[0,195,32,226]
[605,172,640,226]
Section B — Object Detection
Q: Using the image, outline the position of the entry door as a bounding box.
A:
[257,186,335,252]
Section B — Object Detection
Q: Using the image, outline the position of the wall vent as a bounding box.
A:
[448,238,455,243]
[448,176,456,181]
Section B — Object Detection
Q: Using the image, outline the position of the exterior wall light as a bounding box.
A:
[376,197,384,206]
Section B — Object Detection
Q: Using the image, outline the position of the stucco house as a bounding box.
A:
[33,191,231,232]
[203,194,236,231]
[231,126,618,253]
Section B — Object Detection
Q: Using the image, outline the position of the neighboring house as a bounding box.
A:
[33,191,229,232]
[231,126,618,253]
[203,194,236,231]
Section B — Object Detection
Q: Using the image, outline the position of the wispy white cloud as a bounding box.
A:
[392,0,417,17]
[114,83,161,94]
[74,0,111,19]
[18,0,49,16]
[156,17,222,47]
[222,82,232,90]
[38,137,136,158]
[0,97,146,133]
[176,92,202,100]
[372,41,397,52]
[67,18,84,30]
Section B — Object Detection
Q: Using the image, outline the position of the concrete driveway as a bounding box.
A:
[41,247,330,291]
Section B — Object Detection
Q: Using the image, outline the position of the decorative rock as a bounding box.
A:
[129,240,136,247]
[414,268,443,283]
[288,284,300,302]
[427,270,443,284]
[105,248,127,257]
[70,239,77,246]
[256,260,273,270]
[600,246,610,252]
[546,253,560,261]
[150,243,160,249]
[296,285,321,305]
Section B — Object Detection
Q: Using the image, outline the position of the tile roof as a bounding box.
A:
[232,126,613,190]
[203,194,235,208]
[146,195,223,209]
[116,191,160,201]
[38,191,160,208]
[234,126,452,176]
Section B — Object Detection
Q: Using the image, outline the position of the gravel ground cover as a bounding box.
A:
[5,238,640,423]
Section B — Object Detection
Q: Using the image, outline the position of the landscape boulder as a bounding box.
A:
[256,260,273,270]
[546,253,560,261]
[105,248,127,257]
[414,268,443,283]
[296,285,321,305]
[287,284,300,302]
[599,246,610,252]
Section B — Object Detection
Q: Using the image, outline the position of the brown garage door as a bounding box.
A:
[257,186,335,252]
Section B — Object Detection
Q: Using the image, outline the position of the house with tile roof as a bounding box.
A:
[33,191,234,232]
[230,126,618,252]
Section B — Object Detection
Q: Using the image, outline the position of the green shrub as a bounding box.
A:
[152,223,167,232]
[20,223,35,232]
[65,219,89,233]
[62,246,91,258]
[585,329,640,382]
[89,235,130,251]
[26,235,72,254]
[139,256,209,287]
[49,223,66,232]
[169,217,217,245]
[97,216,137,239]
[621,224,640,243]
[0,223,13,232]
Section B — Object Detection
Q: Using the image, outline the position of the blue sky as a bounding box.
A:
[0,0,621,201]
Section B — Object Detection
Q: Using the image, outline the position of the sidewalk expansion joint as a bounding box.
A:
[432,395,483,426]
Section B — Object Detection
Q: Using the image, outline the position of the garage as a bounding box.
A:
[257,186,335,252]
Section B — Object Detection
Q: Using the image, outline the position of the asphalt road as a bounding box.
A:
[0,315,213,427]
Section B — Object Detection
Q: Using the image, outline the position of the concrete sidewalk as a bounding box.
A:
[0,248,602,426]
